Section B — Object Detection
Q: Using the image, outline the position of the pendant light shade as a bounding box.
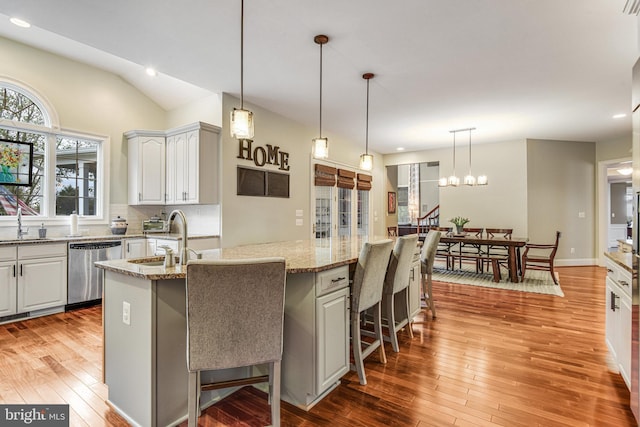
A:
[231,108,254,139]
[464,127,477,186]
[359,73,374,171]
[230,0,254,139]
[312,35,330,159]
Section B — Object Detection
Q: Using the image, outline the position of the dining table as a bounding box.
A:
[439,234,528,283]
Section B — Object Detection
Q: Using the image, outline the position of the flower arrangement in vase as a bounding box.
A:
[449,216,470,234]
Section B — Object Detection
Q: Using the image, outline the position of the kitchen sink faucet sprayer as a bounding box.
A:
[168,209,193,265]
[16,207,27,239]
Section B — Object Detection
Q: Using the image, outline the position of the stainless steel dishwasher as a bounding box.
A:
[67,241,122,310]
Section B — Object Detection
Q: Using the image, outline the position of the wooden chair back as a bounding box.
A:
[485,228,512,239]
[387,226,398,237]
[462,227,483,237]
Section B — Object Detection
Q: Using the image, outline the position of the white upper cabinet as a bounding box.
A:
[127,122,219,206]
[126,130,166,205]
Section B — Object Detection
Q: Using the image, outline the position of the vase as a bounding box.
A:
[455,225,464,234]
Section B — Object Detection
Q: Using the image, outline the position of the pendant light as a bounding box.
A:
[359,73,374,171]
[230,0,254,139]
[312,35,329,159]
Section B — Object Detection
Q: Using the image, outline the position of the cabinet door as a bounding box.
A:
[127,134,165,205]
[184,130,199,204]
[408,262,421,319]
[315,287,349,394]
[0,261,17,317]
[619,293,632,388]
[124,239,147,259]
[165,135,177,205]
[605,278,617,358]
[174,132,188,203]
[17,257,67,313]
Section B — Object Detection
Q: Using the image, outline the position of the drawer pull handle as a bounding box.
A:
[331,277,346,283]
[619,280,629,287]
[607,268,614,273]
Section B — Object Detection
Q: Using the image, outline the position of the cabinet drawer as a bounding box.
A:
[315,265,349,297]
[0,246,16,262]
[18,243,67,259]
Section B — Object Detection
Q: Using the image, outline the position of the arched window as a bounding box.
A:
[0,81,105,221]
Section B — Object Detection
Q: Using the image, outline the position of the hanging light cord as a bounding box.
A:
[319,41,323,138]
[452,131,456,176]
[365,77,370,155]
[467,129,472,174]
[240,0,245,109]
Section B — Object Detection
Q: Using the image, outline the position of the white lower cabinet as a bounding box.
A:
[0,244,67,321]
[0,246,17,317]
[605,259,632,389]
[315,286,350,394]
[123,238,147,259]
[408,259,421,319]
[282,266,350,410]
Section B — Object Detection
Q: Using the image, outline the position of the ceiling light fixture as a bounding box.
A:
[359,73,374,171]
[230,0,254,140]
[145,67,157,77]
[312,34,329,159]
[618,167,633,176]
[10,17,31,28]
[613,113,627,119]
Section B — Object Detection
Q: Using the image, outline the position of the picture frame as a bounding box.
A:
[0,139,33,186]
[388,191,397,214]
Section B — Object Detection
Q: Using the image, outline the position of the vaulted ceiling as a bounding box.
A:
[0,0,637,153]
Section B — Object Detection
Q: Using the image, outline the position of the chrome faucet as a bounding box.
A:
[168,209,190,265]
[16,207,28,239]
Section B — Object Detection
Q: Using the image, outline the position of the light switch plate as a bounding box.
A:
[123,301,131,325]
[296,209,303,217]
[296,218,303,226]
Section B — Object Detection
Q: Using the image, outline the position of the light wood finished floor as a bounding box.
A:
[0,266,636,426]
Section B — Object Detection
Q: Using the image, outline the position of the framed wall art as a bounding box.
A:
[0,139,33,186]
[388,191,396,214]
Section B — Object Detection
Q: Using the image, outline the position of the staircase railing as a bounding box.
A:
[417,205,439,236]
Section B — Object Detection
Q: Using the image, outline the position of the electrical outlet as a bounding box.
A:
[122,301,131,325]
[570,247,575,254]
[296,209,303,217]
[295,218,303,226]
[578,212,586,218]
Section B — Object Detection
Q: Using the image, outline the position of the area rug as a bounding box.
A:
[432,261,564,297]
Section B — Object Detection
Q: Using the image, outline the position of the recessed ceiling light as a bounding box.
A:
[396,147,405,151]
[617,167,633,176]
[145,67,157,77]
[613,113,627,119]
[9,17,31,28]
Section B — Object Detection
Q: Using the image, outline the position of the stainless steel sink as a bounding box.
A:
[136,260,165,266]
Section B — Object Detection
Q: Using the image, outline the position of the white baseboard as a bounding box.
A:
[555,258,597,267]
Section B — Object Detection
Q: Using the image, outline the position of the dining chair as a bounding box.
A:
[185,258,287,427]
[387,226,398,237]
[483,228,513,275]
[521,231,561,285]
[432,226,454,269]
[351,239,394,385]
[381,234,419,352]
[454,227,484,271]
[420,230,441,318]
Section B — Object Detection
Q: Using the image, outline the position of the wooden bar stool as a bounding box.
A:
[185,258,286,427]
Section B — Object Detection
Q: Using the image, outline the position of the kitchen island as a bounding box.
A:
[96,236,414,427]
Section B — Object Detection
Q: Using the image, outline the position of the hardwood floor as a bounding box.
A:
[0,266,636,426]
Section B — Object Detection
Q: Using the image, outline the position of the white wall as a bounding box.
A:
[221,93,385,247]
[0,37,168,207]
[384,140,528,236]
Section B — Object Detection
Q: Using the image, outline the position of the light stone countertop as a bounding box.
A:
[604,251,633,273]
[95,236,394,280]
[0,233,219,247]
